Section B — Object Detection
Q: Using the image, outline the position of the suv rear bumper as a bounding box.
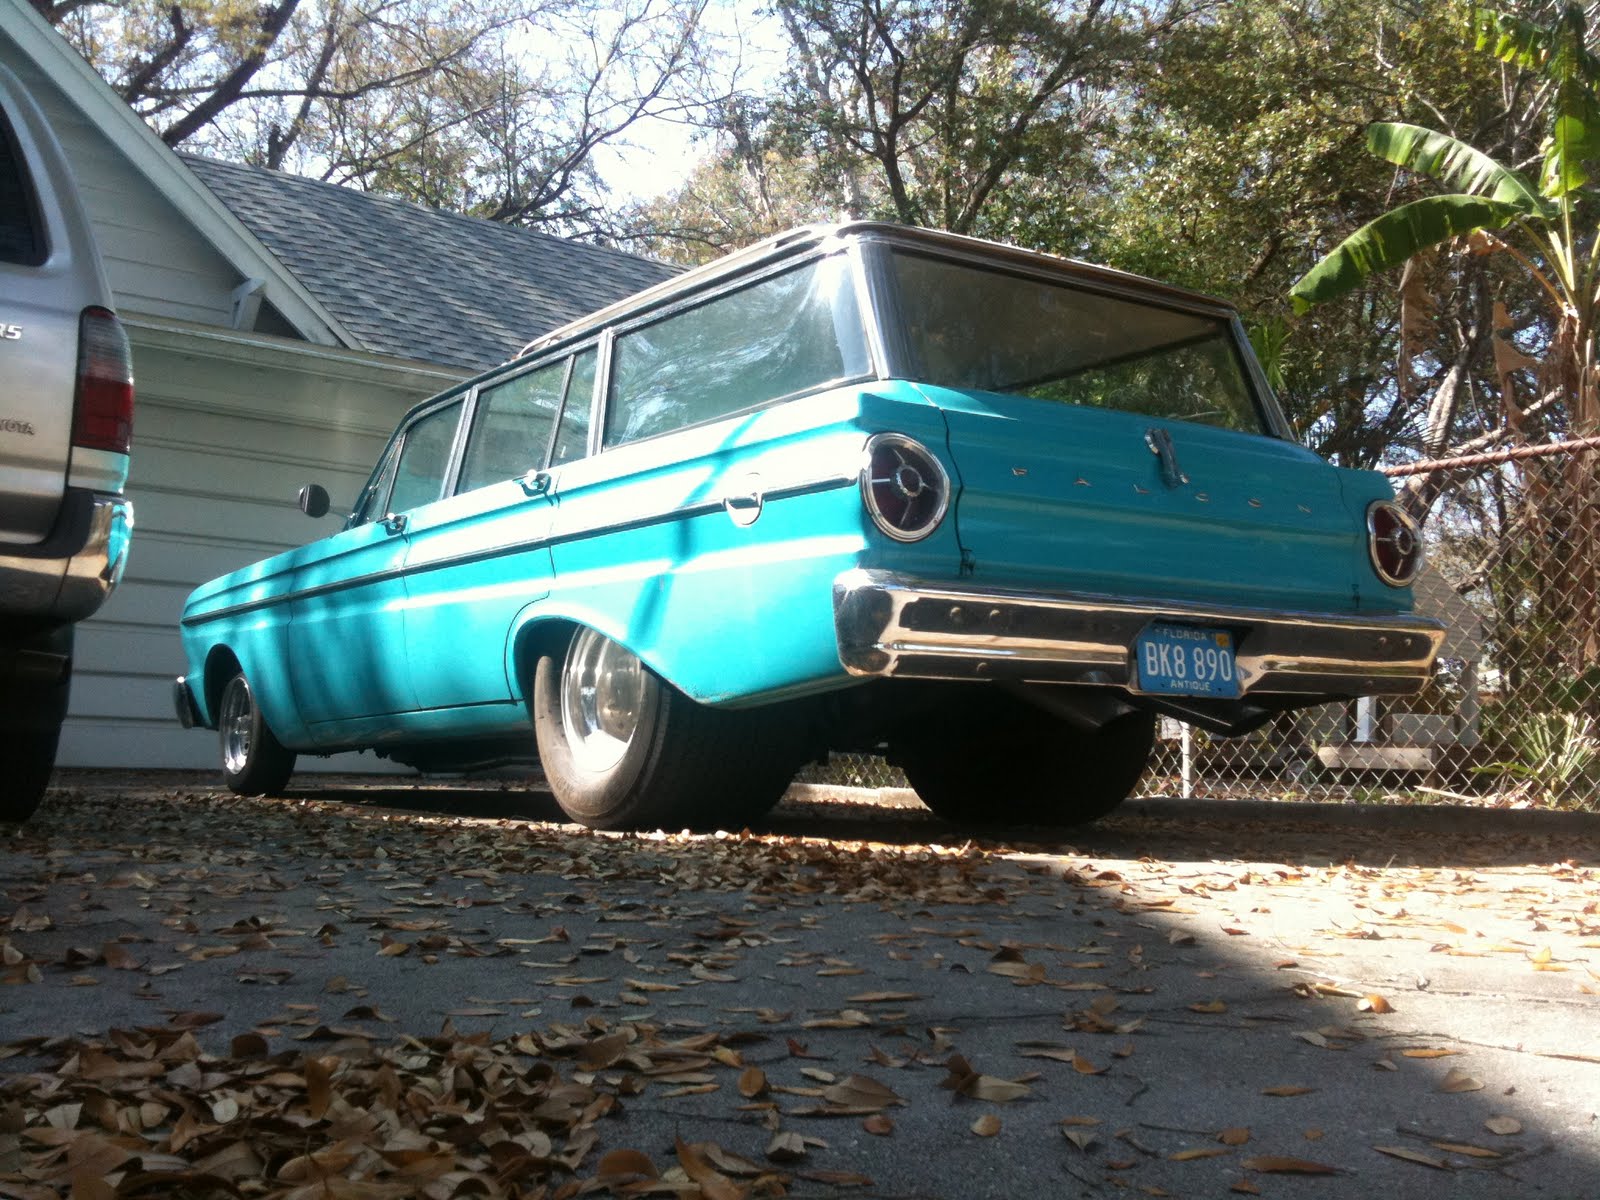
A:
[0,489,133,624]
[833,569,1445,698]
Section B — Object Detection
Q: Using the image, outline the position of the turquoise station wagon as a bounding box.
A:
[173,223,1444,829]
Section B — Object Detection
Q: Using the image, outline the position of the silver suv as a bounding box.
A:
[0,62,134,821]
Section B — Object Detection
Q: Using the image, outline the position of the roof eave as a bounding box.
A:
[2,0,360,349]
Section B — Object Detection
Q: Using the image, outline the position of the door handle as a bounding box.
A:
[1144,427,1189,489]
[380,512,408,535]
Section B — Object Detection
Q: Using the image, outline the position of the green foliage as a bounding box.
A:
[1289,194,1531,313]
[1477,710,1600,807]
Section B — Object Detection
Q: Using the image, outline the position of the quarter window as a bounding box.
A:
[551,347,598,466]
[606,254,870,447]
[458,364,564,493]
[349,440,402,528]
[388,400,463,514]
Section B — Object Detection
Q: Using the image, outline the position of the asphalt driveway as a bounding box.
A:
[2,772,1597,1199]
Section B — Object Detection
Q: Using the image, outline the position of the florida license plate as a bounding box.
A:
[1133,623,1239,698]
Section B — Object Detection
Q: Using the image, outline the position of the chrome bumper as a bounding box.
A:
[833,570,1445,698]
[0,491,133,624]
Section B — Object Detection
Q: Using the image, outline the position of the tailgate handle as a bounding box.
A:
[1145,428,1190,489]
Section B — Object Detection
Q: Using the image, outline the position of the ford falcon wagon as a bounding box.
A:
[173,223,1444,830]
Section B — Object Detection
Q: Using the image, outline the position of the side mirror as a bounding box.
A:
[298,483,331,519]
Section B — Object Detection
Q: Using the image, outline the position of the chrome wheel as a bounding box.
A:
[220,676,254,776]
[560,628,645,774]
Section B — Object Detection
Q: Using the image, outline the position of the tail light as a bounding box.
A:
[1367,500,1424,586]
[861,433,949,541]
[73,306,134,455]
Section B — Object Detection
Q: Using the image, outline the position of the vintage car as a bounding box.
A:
[173,223,1444,829]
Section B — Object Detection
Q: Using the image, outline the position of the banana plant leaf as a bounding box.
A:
[1290,194,1529,313]
[1366,122,1547,213]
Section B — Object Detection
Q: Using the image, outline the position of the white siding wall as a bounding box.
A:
[0,31,243,327]
[58,326,461,769]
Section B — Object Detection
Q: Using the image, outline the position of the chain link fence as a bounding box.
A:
[802,440,1600,812]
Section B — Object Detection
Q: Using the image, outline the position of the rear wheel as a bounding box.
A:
[218,672,296,796]
[895,694,1154,828]
[0,730,60,823]
[0,627,72,823]
[532,627,798,830]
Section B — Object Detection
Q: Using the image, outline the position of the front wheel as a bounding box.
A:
[895,696,1154,828]
[531,627,799,830]
[218,672,296,796]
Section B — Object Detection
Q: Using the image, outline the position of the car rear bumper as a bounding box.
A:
[832,569,1445,698]
[0,490,132,623]
[173,675,202,729]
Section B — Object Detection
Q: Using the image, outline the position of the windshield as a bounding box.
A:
[888,251,1269,434]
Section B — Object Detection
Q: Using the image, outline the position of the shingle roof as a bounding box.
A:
[184,155,680,373]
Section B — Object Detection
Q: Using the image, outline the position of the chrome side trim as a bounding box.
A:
[182,472,857,628]
[833,569,1445,698]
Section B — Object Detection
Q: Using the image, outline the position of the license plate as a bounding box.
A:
[1133,623,1239,698]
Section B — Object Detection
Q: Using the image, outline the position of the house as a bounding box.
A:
[0,0,678,770]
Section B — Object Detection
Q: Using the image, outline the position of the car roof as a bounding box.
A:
[518,221,1241,360]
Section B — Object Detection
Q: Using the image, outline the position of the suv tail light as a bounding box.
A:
[73,306,134,455]
[861,433,950,542]
[1367,500,1424,586]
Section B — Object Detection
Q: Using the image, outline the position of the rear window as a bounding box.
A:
[0,109,44,267]
[889,252,1267,434]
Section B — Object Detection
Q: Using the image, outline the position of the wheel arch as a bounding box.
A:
[202,645,243,727]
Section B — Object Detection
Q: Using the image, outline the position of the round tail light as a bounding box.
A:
[1367,500,1424,586]
[861,433,950,542]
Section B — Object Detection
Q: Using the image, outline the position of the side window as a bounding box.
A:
[550,347,598,467]
[458,363,564,492]
[605,254,869,447]
[388,400,463,514]
[0,110,44,267]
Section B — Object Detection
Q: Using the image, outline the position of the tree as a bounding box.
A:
[1291,2,1600,669]
[46,0,723,235]
[627,0,1179,256]
[1291,4,1600,470]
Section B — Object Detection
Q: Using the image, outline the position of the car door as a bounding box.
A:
[402,353,587,712]
[286,397,464,733]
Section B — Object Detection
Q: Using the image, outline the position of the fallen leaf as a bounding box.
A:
[1241,1155,1337,1175]
[1484,1116,1522,1136]
[863,1114,893,1136]
[1170,1146,1230,1161]
[971,1114,1001,1137]
[766,1131,807,1163]
[1217,1128,1250,1146]
[1374,1145,1448,1169]
[1439,1068,1485,1094]
[596,1149,658,1180]
[1430,1141,1501,1159]
[1401,1048,1460,1059]
[1062,1127,1096,1152]
[1261,1086,1314,1097]
[821,1075,903,1110]
[737,1067,767,1098]
[1357,994,1394,1014]
[1189,1000,1227,1014]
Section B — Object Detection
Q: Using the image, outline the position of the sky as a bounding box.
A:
[587,0,787,203]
